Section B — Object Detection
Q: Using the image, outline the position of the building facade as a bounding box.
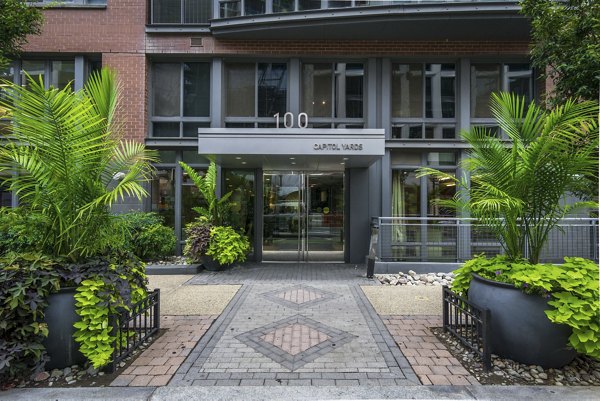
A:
[3,0,545,265]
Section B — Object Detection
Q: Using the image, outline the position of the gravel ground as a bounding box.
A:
[433,327,600,386]
[149,275,240,315]
[375,270,455,287]
[361,285,442,315]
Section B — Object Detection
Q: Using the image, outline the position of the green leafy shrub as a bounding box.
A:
[206,226,250,265]
[183,220,212,263]
[73,252,148,369]
[0,208,49,256]
[0,253,61,383]
[118,212,176,261]
[452,255,600,360]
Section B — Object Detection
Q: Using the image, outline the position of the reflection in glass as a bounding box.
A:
[51,61,74,89]
[151,169,176,229]
[506,64,533,103]
[425,125,456,139]
[223,170,255,250]
[153,122,180,137]
[220,0,240,17]
[21,61,45,90]
[183,122,211,137]
[391,64,422,118]
[391,170,421,260]
[338,63,364,118]
[302,63,332,118]
[391,124,422,139]
[184,0,211,23]
[471,64,500,118]
[182,168,207,238]
[427,175,456,217]
[427,152,456,166]
[258,63,287,117]
[153,63,180,117]
[273,0,294,12]
[0,66,14,103]
[425,64,455,118]
[152,0,181,23]
[226,63,255,117]
[183,62,210,117]
[298,0,319,10]
[245,0,265,15]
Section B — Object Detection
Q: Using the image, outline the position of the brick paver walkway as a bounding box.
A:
[110,315,217,387]
[111,264,476,387]
[382,315,479,386]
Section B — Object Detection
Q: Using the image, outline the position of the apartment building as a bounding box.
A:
[2,0,543,265]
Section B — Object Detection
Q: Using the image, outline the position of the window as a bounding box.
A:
[391,63,456,139]
[471,63,533,119]
[151,62,211,137]
[224,62,288,127]
[151,0,212,24]
[29,0,106,4]
[18,60,74,90]
[301,62,365,128]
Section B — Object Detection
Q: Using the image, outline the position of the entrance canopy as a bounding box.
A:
[198,128,385,170]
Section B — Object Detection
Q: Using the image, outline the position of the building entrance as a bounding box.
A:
[262,172,344,262]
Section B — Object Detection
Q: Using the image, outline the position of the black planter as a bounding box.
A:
[200,255,230,271]
[42,287,86,370]
[366,257,375,278]
[469,273,576,368]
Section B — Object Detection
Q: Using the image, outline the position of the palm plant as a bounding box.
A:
[0,68,157,261]
[179,160,232,226]
[418,92,598,264]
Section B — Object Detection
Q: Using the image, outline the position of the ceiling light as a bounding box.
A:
[235,157,242,160]
[289,157,295,160]
[241,161,247,165]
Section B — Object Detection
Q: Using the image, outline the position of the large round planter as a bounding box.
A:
[469,274,576,368]
[200,255,230,271]
[42,287,86,369]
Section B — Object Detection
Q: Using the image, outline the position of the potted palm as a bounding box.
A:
[180,161,249,270]
[0,69,157,372]
[418,93,599,367]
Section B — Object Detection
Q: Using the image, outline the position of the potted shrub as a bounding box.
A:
[180,161,249,270]
[418,93,599,367]
[0,69,157,379]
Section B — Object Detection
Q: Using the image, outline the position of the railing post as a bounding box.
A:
[482,308,491,371]
[154,289,161,330]
[377,218,382,262]
[442,287,449,331]
[106,313,118,374]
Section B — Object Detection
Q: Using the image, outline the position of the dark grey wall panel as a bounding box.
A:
[348,168,370,264]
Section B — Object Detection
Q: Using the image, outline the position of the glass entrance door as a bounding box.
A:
[262,172,344,262]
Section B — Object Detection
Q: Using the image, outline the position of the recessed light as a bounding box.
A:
[291,162,296,165]
[235,157,242,160]
[289,157,295,160]
[340,162,345,165]
[343,157,349,160]
[241,161,247,165]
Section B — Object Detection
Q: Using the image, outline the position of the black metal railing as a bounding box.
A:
[151,0,212,24]
[105,289,160,373]
[442,286,491,371]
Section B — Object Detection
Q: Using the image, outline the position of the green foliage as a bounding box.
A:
[0,0,43,69]
[0,207,49,256]
[520,0,600,106]
[179,160,232,226]
[453,255,600,360]
[183,220,212,263]
[417,93,599,264]
[73,252,148,369]
[206,226,250,265]
[0,69,157,262]
[0,253,61,383]
[118,212,176,261]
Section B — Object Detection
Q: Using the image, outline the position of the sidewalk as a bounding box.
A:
[2,384,600,401]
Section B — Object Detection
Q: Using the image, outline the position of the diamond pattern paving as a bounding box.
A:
[261,284,339,310]
[236,315,356,371]
[261,323,330,355]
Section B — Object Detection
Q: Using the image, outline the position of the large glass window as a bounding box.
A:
[301,62,364,128]
[151,168,176,229]
[224,62,288,126]
[471,63,533,119]
[223,170,256,251]
[151,62,211,137]
[20,60,74,90]
[391,63,456,139]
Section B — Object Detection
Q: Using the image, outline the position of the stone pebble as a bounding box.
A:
[375,270,455,287]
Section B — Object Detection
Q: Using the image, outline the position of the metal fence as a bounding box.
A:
[105,289,161,373]
[442,286,491,371]
[372,217,599,263]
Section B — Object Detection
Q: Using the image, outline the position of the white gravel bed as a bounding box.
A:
[375,270,455,287]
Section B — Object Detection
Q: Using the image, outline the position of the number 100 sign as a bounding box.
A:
[274,112,309,129]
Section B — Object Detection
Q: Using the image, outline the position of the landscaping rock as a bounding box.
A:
[375,271,455,287]
[33,371,49,382]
